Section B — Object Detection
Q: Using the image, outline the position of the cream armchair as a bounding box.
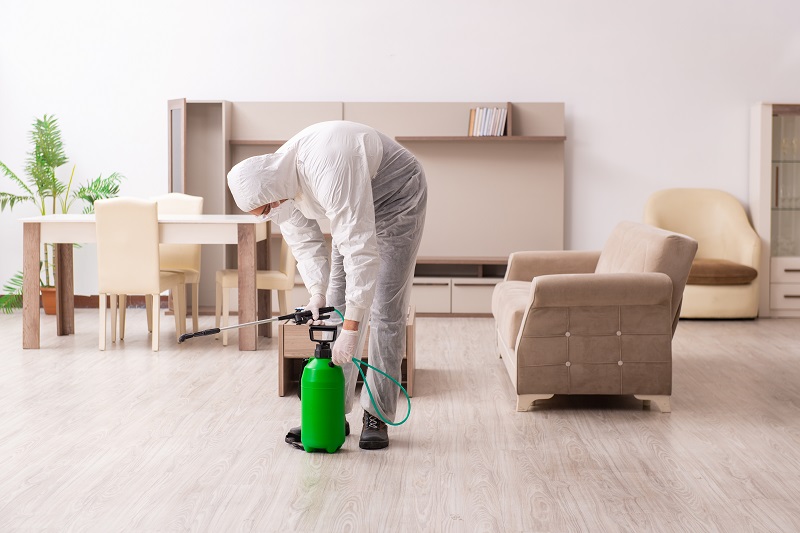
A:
[644,188,760,318]
[491,221,697,413]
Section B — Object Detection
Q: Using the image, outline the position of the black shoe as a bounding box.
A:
[359,411,389,450]
[285,421,350,450]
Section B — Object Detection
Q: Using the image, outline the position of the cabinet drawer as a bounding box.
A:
[771,257,800,283]
[770,283,800,309]
[411,277,451,313]
[451,278,500,314]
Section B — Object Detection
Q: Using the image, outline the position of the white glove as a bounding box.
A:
[332,329,359,366]
[304,293,326,325]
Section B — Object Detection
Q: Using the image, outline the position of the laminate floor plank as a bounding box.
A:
[1,311,800,531]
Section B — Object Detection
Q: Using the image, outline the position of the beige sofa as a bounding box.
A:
[644,188,760,318]
[491,221,697,413]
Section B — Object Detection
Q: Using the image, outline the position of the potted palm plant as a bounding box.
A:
[0,114,123,314]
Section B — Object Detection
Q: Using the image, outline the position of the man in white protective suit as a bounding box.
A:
[227,120,427,450]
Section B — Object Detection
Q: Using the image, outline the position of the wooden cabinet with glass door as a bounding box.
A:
[750,103,800,316]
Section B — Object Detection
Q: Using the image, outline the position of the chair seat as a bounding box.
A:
[216,269,293,290]
[158,271,185,291]
[687,258,758,285]
[163,268,200,284]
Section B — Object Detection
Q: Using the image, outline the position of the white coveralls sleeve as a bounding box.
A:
[279,209,330,299]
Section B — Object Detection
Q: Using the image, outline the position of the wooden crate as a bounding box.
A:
[278,307,415,397]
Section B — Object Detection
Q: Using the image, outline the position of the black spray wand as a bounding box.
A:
[178,307,336,343]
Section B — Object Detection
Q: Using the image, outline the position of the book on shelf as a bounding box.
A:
[467,106,508,137]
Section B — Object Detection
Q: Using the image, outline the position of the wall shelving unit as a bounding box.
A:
[168,100,566,316]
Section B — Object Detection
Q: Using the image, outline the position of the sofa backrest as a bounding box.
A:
[596,221,698,333]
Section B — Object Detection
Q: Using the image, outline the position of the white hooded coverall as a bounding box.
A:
[227,120,427,421]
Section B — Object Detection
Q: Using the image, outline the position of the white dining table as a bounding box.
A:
[20,214,270,351]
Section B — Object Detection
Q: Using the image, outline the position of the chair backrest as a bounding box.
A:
[95,197,161,294]
[278,236,296,280]
[596,221,698,333]
[643,188,752,260]
[152,193,203,272]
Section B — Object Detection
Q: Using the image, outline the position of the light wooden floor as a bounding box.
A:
[1,310,800,532]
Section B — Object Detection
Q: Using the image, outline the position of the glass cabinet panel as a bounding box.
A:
[771,113,800,256]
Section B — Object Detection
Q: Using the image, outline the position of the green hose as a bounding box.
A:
[331,308,411,426]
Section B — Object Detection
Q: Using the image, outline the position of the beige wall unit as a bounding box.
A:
[451,277,502,314]
[170,100,566,314]
[410,277,452,314]
[749,102,800,317]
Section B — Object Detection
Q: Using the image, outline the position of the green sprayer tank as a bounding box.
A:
[301,325,346,453]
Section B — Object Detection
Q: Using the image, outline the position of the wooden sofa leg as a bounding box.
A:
[517,394,555,412]
[634,395,671,413]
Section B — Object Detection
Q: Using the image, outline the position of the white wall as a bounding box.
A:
[2,0,800,295]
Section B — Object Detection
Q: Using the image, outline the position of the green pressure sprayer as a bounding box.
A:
[179,307,411,454]
[301,325,346,453]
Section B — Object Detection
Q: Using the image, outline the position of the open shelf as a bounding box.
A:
[229,140,287,146]
[396,136,566,142]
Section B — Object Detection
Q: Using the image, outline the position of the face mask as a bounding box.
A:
[258,199,294,225]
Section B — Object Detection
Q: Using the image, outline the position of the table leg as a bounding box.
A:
[237,224,257,351]
[55,243,75,335]
[22,223,41,349]
[257,237,272,338]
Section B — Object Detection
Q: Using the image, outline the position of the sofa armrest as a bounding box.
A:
[530,272,673,308]
[505,251,602,282]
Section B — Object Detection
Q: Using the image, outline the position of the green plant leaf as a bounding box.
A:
[0,161,36,212]
[74,172,124,213]
[0,270,24,314]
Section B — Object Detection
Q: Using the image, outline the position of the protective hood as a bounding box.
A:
[227,148,299,213]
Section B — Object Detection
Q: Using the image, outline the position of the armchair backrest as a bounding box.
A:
[596,221,698,333]
[643,188,754,261]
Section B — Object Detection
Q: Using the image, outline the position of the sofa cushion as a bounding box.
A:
[687,258,757,285]
[491,281,530,349]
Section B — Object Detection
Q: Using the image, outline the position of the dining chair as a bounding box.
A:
[95,197,186,351]
[152,193,204,332]
[215,236,296,346]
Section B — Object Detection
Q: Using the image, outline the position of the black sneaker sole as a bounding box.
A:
[358,439,389,450]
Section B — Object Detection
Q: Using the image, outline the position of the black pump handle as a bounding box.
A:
[279,306,337,324]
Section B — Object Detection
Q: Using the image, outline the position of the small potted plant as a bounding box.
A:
[0,114,123,314]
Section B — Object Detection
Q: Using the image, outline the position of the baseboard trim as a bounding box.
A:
[74,295,170,308]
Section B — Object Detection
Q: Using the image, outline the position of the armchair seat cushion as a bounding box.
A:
[687,258,758,285]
